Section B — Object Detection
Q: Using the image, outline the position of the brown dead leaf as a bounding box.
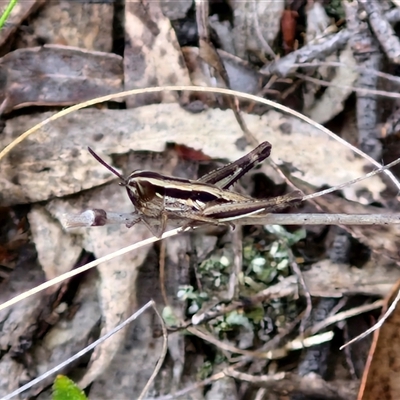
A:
[124,1,191,107]
[358,280,400,400]
[0,45,123,113]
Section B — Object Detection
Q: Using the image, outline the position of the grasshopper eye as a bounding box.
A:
[135,180,156,201]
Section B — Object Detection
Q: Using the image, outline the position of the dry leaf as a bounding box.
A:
[305,1,331,43]
[230,0,284,59]
[0,0,45,49]
[28,206,82,281]
[124,1,191,107]
[303,259,400,298]
[15,1,113,51]
[305,44,358,124]
[0,45,123,113]
[160,0,192,20]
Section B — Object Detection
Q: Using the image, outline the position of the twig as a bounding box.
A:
[159,240,169,307]
[195,0,258,146]
[2,300,158,400]
[187,325,333,360]
[341,286,400,350]
[260,29,351,76]
[137,303,168,400]
[146,360,250,400]
[252,0,276,59]
[293,61,400,85]
[228,228,242,300]
[289,253,312,335]
[61,209,140,228]
[308,300,384,338]
[344,0,383,159]
[225,368,352,399]
[6,208,400,316]
[191,276,298,326]
[187,326,267,358]
[261,6,400,79]
[295,72,400,99]
[63,212,400,230]
[235,213,400,226]
[151,301,382,400]
[360,0,400,64]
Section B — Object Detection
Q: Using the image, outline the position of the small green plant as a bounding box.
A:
[52,375,87,400]
[243,225,306,287]
[177,285,209,314]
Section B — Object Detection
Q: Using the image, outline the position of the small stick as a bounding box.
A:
[61,209,140,228]
[62,211,400,229]
[360,0,400,65]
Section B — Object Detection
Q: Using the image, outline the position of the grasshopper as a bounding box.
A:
[88,142,303,237]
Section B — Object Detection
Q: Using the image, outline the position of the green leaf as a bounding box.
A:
[162,305,180,327]
[52,375,87,400]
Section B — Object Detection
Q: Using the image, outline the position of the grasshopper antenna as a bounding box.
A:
[88,147,126,182]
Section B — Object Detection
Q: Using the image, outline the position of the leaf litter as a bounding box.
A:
[2,1,400,399]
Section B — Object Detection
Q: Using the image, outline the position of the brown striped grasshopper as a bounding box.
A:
[88,142,303,237]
